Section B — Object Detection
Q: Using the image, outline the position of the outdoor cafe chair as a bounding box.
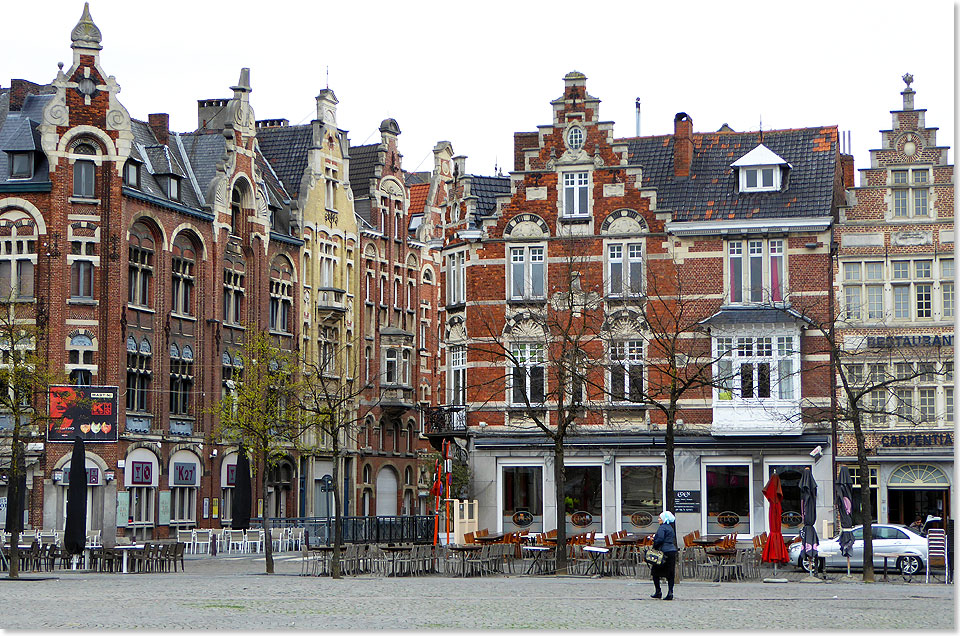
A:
[129,542,150,573]
[177,530,195,554]
[247,529,265,553]
[85,530,101,549]
[289,527,304,551]
[227,529,246,553]
[193,529,211,555]
[270,528,285,552]
[463,531,476,544]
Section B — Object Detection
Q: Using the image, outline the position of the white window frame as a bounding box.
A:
[561,171,590,217]
[496,459,547,533]
[509,245,546,300]
[510,343,545,405]
[727,239,786,305]
[170,486,197,525]
[701,457,754,538]
[449,345,466,405]
[606,242,643,297]
[614,459,666,534]
[739,165,780,192]
[890,167,931,219]
[713,334,798,404]
[609,340,644,403]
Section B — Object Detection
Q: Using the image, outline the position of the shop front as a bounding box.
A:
[122,446,160,540]
[473,433,834,539]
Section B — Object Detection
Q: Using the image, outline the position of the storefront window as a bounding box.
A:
[767,464,808,535]
[620,465,662,533]
[705,464,750,535]
[564,466,602,535]
[502,465,543,532]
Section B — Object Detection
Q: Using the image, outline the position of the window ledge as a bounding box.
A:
[68,298,98,306]
[269,329,294,337]
[223,322,245,330]
[608,402,649,409]
[127,304,155,314]
[508,297,547,305]
[445,302,466,311]
[558,215,592,224]
[69,197,100,205]
[171,313,197,322]
[0,298,36,305]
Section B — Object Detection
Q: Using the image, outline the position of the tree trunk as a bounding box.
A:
[8,422,22,579]
[665,408,677,514]
[852,414,875,582]
[262,449,274,575]
[553,437,567,574]
[331,438,343,579]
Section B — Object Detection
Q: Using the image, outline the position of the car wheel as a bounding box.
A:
[898,555,922,575]
[800,554,820,574]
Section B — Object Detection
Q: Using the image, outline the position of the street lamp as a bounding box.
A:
[321,474,333,544]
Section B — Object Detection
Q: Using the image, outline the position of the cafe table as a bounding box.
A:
[691,536,724,547]
[582,546,609,577]
[522,545,552,575]
[704,548,738,582]
[613,534,646,546]
[448,544,482,577]
[473,533,506,544]
[115,544,144,574]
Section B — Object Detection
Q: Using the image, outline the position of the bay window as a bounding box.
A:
[714,335,797,403]
[449,345,466,405]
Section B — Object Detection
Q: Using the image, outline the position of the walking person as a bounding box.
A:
[650,511,678,600]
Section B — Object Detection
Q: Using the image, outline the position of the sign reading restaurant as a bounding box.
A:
[867,334,953,348]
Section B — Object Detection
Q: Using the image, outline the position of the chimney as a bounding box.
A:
[840,153,855,189]
[256,119,289,129]
[148,113,169,145]
[673,112,694,177]
[197,98,229,130]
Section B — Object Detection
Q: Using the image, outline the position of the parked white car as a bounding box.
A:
[788,524,927,575]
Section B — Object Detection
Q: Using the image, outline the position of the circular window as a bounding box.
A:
[566,126,584,150]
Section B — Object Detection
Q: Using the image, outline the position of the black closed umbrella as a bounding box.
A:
[799,467,819,573]
[232,445,252,531]
[835,466,855,577]
[64,436,88,555]
[4,442,26,535]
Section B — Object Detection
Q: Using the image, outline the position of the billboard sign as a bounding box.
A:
[48,386,119,442]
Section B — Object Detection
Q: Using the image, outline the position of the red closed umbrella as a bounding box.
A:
[762,473,790,568]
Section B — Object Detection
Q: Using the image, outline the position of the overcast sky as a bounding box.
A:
[4,1,955,182]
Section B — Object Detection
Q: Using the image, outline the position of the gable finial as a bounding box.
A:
[71,2,102,51]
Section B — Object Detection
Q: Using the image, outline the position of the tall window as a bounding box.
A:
[842,261,884,321]
[715,335,797,402]
[510,246,545,300]
[72,143,96,198]
[70,239,95,299]
[728,239,785,304]
[941,259,954,319]
[511,343,545,405]
[502,465,544,532]
[171,236,196,316]
[324,167,338,210]
[610,340,643,402]
[449,345,466,405]
[127,223,154,308]
[223,261,245,326]
[607,243,643,296]
[704,463,750,535]
[891,168,930,218]
[67,333,95,386]
[447,251,466,305]
[0,223,36,301]
[230,188,243,235]
[892,259,934,321]
[320,327,338,375]
[847,465,879,525]
[385,349,398,384]
[126,336,151,412]
[171,486,196,525]
[562,172,589,217]
[269,259,294,333]
[169,344,194,416]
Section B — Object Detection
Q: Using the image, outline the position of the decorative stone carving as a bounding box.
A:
[600,209,647,235]
[526,186,547,201]
[504,213,549,239]
[891,230,933,246]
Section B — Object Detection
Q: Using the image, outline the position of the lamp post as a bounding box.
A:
[321,474,333,545]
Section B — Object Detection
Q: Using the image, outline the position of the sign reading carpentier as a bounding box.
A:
[48,385,119,442]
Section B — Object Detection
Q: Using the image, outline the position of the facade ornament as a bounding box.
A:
[71,3,102,51]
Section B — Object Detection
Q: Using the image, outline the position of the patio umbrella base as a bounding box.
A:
[762,578,789,583]
[800,575,825,583]
[837,574,858,581]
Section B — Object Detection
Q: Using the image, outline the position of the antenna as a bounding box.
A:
[326,66,329,89]
[759,115,763,143]
[635,97,641,136]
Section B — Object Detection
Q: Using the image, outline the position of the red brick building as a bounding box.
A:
[0,6,300,542]
[436,72,843,539]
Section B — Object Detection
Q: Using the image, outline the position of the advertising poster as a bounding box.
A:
[203,497,209,519]
[158,491,171,525]
[48,385,119,442]
[212,498,219,519]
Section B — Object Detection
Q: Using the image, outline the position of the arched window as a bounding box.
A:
[67,333,95,385]
[404,466,413,486]
[363,463,372,484]
[223,257,245,326]
[407,281,415,311]
[269,258,294,333]
[406,423,414,453]
[393,421,401,452]
[73,143,96,198]
[230,187,243,235]
[0,210,37,301]
[171,234,197,316]
[128,222,155,307]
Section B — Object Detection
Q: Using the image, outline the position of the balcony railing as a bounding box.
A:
[424,405,466,435]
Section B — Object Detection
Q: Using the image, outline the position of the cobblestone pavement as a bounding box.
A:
[0,553,953,630]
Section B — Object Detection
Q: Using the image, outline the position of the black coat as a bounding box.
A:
[653,522,678,553]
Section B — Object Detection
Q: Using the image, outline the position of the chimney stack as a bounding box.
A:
[840,153,855,189]
[148,113,169,145]
[673,112,694,177]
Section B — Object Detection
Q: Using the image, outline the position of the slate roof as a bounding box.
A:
[0,94,54,185]
[256,124,312,196]
[620,127,838,222]
[403,171,430,185]
[347,142,380,207]
[468,175,511,216]
[127,120,204,210]
[176,131,227,202]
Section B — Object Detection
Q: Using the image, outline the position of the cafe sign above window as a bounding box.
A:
[512,511,534,527]
[880,433,953,448]
[570,511,593,528]
[867,335,953,349]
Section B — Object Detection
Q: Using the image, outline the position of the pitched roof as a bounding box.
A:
[255,124,312,196]
[175,131,227,201]
[0,94,54,185]
[468,175,511,216]
[621,127,838,222]
[127,119,204,209]
[407,182,429,216]
[347,143,380,199]
[404,171,430,185]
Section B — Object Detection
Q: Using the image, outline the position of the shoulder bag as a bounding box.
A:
[643,547,664,566]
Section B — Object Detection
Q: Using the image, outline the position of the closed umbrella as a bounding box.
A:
[4,442,26,534]
[799,467,819,575]
[64,436,88,555]
[761,473,790,572]
[232,445,252,531]
[835,466,855,577]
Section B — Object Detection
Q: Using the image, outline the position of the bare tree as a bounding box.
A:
[295,333,376,578]
[773,294,951,582]
[0,301,59,579]
[216,327,303,575]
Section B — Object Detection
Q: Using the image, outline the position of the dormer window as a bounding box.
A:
[732,144,788,193]
[167,176,180,201]
[10,152,33,179]
[123,161,140,188]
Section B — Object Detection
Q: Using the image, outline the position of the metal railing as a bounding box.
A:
[423,405,466,435]
[249,515,435,546]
